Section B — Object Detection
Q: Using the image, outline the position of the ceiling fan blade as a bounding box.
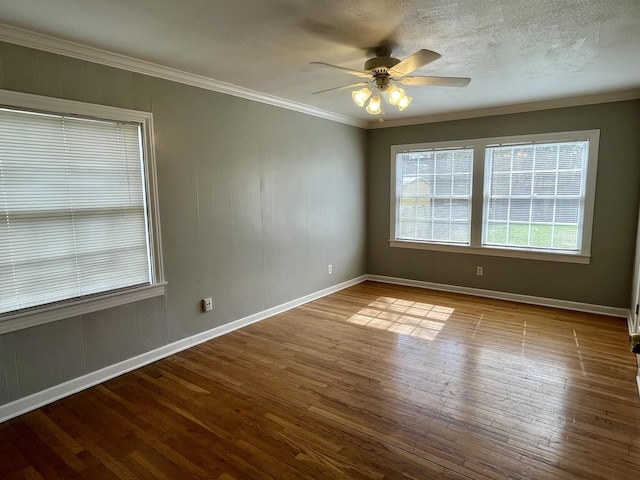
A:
[388,49,441,77]
[310,62,371,78]
[312,82,370,95]
[400,76,471,87]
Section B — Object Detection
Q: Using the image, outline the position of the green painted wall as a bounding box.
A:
[0,42,367,405]
[367,101,640,307]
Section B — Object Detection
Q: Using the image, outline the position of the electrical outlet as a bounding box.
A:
[476,266,483,276]
[328,264,333,275]
[202,297,213,312]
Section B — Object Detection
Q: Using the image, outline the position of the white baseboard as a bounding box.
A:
[1,273,631,422]
[0,275,367,423]
[366,274,629,318]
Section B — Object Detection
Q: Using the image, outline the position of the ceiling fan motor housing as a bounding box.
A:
[365,56,400,91]
[365,56,400,73]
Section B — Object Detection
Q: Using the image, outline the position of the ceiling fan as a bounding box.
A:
[311,48,470,115]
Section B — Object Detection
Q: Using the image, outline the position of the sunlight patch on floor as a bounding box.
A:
[573,328,587,376]
[347,296,453,340]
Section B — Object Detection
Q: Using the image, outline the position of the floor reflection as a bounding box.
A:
[347,296,454,341]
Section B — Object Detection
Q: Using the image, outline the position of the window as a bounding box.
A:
[390,130,599,263]
[484,141,588,251]
[0,90,164,332]
[396,148,473,244]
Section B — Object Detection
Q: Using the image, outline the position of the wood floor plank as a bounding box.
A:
[1,281,639,479]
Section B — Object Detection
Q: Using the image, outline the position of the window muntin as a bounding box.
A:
[0,90,163,324]
[484,140,589,251]
[396,148,473,244]
[390,131,599,263]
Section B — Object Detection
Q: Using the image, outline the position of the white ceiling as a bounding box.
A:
[0,0,639,127]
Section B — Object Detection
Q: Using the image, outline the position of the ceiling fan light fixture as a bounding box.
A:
[352,87,372,107]
[387,85,405,106]
[365,94,382,115]
[312,48,470,117]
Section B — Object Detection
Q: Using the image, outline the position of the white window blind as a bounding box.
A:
[396,148,473,244]
[484,140,589,251]
[0,107,151,315]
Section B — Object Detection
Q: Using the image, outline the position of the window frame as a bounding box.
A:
[0,89,165,334]
[390,130,600,264]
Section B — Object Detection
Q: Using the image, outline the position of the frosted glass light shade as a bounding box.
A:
[397,95,413,111]
[365,94,382,114]
[387,85,405,106]
[352,87,372,107]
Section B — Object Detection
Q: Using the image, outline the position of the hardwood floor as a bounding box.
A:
[1,281,639,479]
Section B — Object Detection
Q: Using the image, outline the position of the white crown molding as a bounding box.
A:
[1,23,637,132]
[0,23,367,129]
[368,89,640,129]
[367,274,629,318]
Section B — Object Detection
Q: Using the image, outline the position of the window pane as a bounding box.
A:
[451,200,470,221]
[396,149,472,244]
[507,224,530,246]
[535,145,558,170]
[435,154,452,174]
[418,154,434,174]
[530,224,552,248]
[555,199,580,223]
[508,199,530,222]
[511,173,532,195]
[553,225,578,249]
[433,199,451,219]
[533,172,557,195]
[512,147,533,171]
[483,140,588,251]
[488,199,509,221]
[491,151,512,172]
[558,143,585,170]
[557,172,582,195]
[486,222,507,244]
[453,154,471,173]
[450,223,470,242]
[491,173,511,195]
[452,174,471,195]
[531,199,555,223]
[403,157,418,175]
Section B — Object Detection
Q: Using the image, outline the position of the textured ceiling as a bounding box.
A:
[0,0,639,126]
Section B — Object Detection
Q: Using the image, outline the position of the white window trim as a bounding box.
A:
[0,89,165,333]
[390,130,600,264]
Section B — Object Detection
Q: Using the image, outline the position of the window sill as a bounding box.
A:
[0,283,167,335]
[389,240,590,264]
